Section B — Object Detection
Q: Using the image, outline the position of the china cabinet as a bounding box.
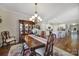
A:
[19,20,35,42]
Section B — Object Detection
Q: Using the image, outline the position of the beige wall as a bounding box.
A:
[0,7,28,47]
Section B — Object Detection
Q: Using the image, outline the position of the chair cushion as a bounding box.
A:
[6,38,15,42]
[35,47,45,56]
[23,49,31,56]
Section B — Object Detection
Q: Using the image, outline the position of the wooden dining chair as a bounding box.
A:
[23,42,38,56]
[40,31,46,38]
[22,43,31,56]
[35,33,56,56]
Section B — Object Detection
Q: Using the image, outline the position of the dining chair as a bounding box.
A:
[23,42,38,56]
[40,31,46,38]
[35,33,56,56]
[22,43,31,56]
[1,31,16,46]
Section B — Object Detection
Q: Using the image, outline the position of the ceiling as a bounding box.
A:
[0,3,79,24]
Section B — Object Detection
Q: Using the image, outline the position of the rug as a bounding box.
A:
[8,43,31,56]
[8,44,23,56]
[8,43,73,56]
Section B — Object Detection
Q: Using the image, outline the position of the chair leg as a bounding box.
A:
[15,40,16,44]
[1,42,6,47]
[6,42,10,46]
[14,40,16,44]
[1,42,4,47]
[30,51,36,56]
[30,50,42,56]
[35,52,41,56]
[12,40,16,45]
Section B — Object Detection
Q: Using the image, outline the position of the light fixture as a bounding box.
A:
[29,3,42,24]
[72,23,77,25]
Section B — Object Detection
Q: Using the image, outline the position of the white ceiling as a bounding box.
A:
[0,3,79,24]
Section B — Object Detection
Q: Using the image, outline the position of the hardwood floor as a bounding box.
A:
[54,35,79,55]
[0,35,78,56]
[0,46,10,56]
[0,43,20,56]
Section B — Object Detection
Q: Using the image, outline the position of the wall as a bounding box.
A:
[0,7,29,47]
[48,7,79,24]
[40,6,79,31]
[0,6,52,47]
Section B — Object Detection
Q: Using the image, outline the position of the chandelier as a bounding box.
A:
[29,3,42,24]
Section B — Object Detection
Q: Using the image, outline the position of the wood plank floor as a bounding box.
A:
[54,35,79,55]
[0,35,78,56]
[0,43,20,56]
[0,46,10,56]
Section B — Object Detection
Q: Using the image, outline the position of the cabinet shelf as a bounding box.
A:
[19,20,35,42]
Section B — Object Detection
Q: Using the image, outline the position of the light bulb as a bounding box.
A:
[39,18,42,21]
[32,16,35,19]
[34,14,38,17]
[72,23,77,25]
[33,20,34,22]
[38,16,42,21]
[38,16,41,19]
[29,18,32,21]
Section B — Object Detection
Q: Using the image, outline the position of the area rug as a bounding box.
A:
[8,43,73,56]
[8,44,23,56]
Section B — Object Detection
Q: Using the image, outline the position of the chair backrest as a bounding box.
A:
[44,33,56,56]
[22,43,31,56]
[1,31,10,41]
[40,31,46,38]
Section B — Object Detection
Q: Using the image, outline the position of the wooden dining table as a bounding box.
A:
[24,34,74,56]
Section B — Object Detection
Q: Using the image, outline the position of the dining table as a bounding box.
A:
[24,34,74,56]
